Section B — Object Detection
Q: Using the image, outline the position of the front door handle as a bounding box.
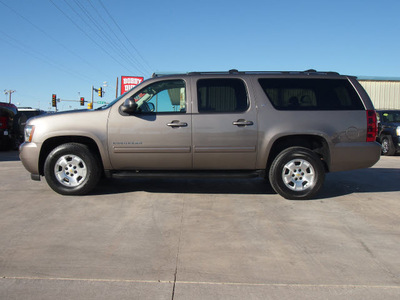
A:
[167,120,188,128]
[233,119,254,126]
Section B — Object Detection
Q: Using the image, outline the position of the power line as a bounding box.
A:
[1,0,153,96]
[49,0,138,75]
[2,0,153,77]
[0,0,106,78]
[96,0,153,73]
[87,0,152,75]
[67,0,147,75]
[0,30,95,83]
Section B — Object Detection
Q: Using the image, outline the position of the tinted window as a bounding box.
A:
[380,111,400,123]
[21,111,46,119]
[258,79,364,110]
[197,79,248,113]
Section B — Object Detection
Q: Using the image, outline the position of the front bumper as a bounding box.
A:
[19,142,41,176]
[392,136,400,151]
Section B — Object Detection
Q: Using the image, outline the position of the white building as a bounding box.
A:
[358,77,400,109]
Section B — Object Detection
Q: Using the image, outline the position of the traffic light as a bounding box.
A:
[52,94,57,107]
[98,87,102,97]
[87,102,93,110]
[80,97,85,106]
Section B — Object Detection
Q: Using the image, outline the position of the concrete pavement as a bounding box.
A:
[0,151,399,299]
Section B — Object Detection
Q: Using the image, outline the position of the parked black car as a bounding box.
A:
[376,110,400,155]
[14,107,47,146]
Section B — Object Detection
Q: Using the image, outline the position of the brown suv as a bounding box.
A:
[19,70,381,199]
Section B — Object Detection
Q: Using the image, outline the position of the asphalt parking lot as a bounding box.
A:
[0,151,399,299]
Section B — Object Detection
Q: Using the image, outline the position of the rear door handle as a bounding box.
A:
[167,120,188,127]
[233,119,254,126]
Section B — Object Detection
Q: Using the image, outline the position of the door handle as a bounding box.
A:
[232,119,254,126]
[167,120,188,127]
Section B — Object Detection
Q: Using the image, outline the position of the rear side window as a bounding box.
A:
[197,79,248,113]
[258,79,364,110]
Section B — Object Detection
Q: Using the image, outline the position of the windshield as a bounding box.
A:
[381,111,400,123]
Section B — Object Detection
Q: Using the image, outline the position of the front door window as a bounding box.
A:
[132,80,186,113]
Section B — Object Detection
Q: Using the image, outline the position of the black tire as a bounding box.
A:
[269,147,325,200]
[381,136,395,156]
[44,143,101,195]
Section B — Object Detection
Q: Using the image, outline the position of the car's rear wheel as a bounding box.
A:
[44,143,101,195]
[381,136,395,156]
[269,147,325,200]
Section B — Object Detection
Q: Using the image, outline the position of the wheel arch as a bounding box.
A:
[266,135,330,173]
[39,136,103,176]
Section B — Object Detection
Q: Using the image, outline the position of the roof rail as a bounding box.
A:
[152,72,182,78]
[303,69,340,75]
[152,69,341,77]
[187,70,245,75]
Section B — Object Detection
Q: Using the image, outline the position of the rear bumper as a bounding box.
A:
[329,142,381,172]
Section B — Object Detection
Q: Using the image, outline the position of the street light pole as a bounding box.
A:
[4,90,16,104]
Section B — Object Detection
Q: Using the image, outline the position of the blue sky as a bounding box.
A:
[1,0,399,111]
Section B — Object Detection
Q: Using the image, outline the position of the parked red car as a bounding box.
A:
[0,102,18,150]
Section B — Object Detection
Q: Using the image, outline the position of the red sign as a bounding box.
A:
[121,76,144,95]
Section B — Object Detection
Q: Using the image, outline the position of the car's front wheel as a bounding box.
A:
[381,136,395,156]
[44,143,101,195]
[269,147,325,200]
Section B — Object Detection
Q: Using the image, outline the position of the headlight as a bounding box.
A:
[397,126,400,136]
[24,125,35,142]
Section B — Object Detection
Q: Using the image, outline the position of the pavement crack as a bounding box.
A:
[171,198,185,300]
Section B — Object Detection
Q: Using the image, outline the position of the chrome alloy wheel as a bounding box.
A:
[381,138,389,154]
[54,154,87,187]
[282,159,315,191]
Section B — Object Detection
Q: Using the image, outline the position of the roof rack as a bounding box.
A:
[244,69,340,76]
[187,69,246,76]
[152,69,341,78]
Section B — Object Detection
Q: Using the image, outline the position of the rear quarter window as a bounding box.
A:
[258,78,364,110]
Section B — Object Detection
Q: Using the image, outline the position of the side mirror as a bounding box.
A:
[120,99,138,115]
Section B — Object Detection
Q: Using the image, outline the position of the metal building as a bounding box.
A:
[358,77,400,109]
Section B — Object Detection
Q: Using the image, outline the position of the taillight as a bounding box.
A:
[366,110,378,142]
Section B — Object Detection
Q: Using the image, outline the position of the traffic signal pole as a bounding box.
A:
[52,94,58,112]
[90,85,94,110]
[50,92,93,110]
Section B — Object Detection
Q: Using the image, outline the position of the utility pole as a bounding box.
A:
[4,90,16,104]
[116,77,119,98]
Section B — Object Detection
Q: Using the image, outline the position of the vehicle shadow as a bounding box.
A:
[93,177,275,196]
[0,150,19,162]
[91,167,400,199]
[318,167,400,199]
